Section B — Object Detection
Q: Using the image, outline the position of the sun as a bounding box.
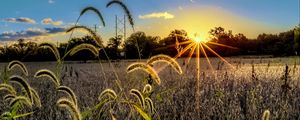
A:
[189,33,209,43]
[156,31,237,80]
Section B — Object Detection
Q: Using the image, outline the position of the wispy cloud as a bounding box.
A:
[41,18,63,26]
[0,27,66,41]
[48,0,55,4]
[3,17,36,24]
[139,12,175,19]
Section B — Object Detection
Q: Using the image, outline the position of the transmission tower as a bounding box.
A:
[115,15,127,41]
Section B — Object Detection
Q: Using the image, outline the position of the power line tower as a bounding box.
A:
[115,15,127,41]
[115,15,127,59]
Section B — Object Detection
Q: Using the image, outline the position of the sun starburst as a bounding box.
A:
[156,32,237,81]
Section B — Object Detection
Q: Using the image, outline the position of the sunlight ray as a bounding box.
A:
[207,42,239,49]
[202,43,234,69]
[155,40,192,51]
[156,42,195,73]
[199,43,214,71]
[186,44,197,65]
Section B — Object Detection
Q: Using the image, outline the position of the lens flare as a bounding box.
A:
[189,33,209,43]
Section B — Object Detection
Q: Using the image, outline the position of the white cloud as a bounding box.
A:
[41,18,63,26]
[48,0,55,4]
[139,12,175,19]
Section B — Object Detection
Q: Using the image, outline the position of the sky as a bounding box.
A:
[0,0,299,44]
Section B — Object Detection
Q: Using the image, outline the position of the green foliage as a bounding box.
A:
[133,104,151,120]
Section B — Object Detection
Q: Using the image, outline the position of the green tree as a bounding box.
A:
[124,32,160,59]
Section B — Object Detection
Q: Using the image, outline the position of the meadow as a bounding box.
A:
[0,57,299,119]
[0,0,299,119]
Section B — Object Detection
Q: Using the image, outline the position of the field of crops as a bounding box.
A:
[0,56,299,119]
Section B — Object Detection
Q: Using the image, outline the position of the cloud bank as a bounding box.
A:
[139,12,175,19]
[0,27,66,41]
[3,17,36,24]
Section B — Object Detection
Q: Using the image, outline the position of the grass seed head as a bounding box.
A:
[99,88,118,100]
[106,0,134,30]
[57,98,82,120]
[69,43,99,57]
[7,60,28,76]
[39,43,61,62]
[9,75,32,102]
[80,6,105,27]
[262,110,270,120]
[127,63,161,85]
[58,86,78,106]
[66,26,103,47]
[147,54,183,75]
[130,89,145,107]
[34,69,60,87]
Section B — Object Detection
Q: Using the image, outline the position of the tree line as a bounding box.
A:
[0,25,299,62]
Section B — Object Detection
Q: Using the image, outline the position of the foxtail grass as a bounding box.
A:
[30,88,41,107]
[145,97,154,113]
[66,26,103,47]
[106,0,134,30]
[34,69,60,87]
[143,84,152,94]
[130,89,145,107]
[57,98,82,120]
[127,63,161,85]
[0,83,17,95]
[7,60,28,76]
[80,6,105,27]
[69,43,99,57]
[99,88,118,100]
[57,86,78,107]
[262,110,270,120]
[4,94,16,101]
[9,96,32,108]
[147,54,183,74]
[9,75,32,102]
[39,43,61,62]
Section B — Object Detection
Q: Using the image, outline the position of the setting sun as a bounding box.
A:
[189,33,209,43]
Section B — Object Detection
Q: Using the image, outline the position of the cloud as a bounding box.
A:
[138,5,285,39]
[0,27,67,41]
[178,6,183,10]
[139,12,175,19]
[48,0,55,4]
[3,17,36,24]
[41,18,63,26]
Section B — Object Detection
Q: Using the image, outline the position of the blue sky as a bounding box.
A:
[0,0,299,43]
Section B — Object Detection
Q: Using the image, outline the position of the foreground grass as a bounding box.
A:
[0,57,299,119]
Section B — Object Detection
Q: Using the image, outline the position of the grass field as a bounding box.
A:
[0,57,299,119]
